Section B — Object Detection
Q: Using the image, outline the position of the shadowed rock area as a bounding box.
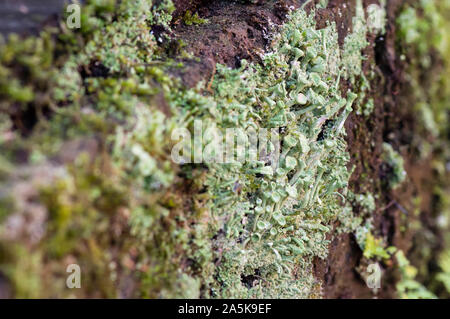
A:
[0,0,69,36]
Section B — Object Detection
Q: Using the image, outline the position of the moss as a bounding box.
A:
[396,0,450,299]
[0,196,14,224]
[0,0,190,298]
[397,0,450,139]
[362,233,393,260]
[396,250,437,299]
[436,250,450,294]
[0,244,43,298]
[182,10,208,26]
[397,0,445,61]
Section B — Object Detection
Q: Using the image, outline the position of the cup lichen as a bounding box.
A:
[0,0,390,298]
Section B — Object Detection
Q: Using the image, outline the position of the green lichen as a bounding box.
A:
[341,0,369,83]
[367,0,386,35]
[199,8,373,297]
[0,0,381,298]
[354,192,376,214]
[342,0,385,118]
[316,0,328,9]
[381,143,406,190]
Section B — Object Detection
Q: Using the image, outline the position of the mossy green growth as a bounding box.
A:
[436,250,450,294]
[0,244,43,298]
[396,0,450,299]
[341,0,369,83]
[0,1,378,298]
[0,0,199,298]
[367,0,386,34]
[342,0,385,118]
[352,192,376,214]
[182,10,208,26]
[396,250,437,299]
[363,233,394,260]
[397,0,450,141]
[381,143,406,190]
[316,0,329,9]
[397,0,446,63]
